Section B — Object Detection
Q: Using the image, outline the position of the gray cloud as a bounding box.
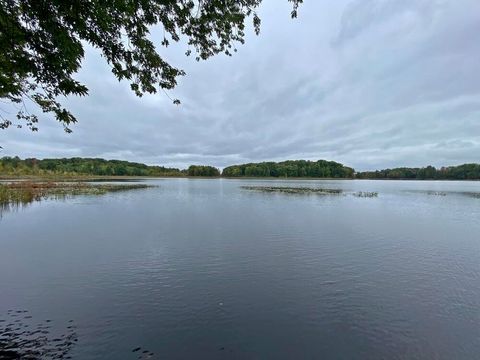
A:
[1,0,479,171]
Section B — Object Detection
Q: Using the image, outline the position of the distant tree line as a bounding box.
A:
[187,165,220,177]
[355,164,480,180]
[0,157,183,177]
[1,157,479,180]
[222,160,355,178]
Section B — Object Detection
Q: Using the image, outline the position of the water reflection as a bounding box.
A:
[0,310,77,360]
[0,311,158,360]
[1,179,479,359]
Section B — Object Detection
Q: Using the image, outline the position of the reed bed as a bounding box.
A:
[241,186,381,198]
[0,181,153,207]
[241,186,344,195]
[407,190,480,198]
[352,191,378,198]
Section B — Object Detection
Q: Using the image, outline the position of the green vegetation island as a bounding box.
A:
[1,156,479,180]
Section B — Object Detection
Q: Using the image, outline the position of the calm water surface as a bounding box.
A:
[1,179,479,359]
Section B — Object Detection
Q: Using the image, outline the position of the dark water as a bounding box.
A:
[1,179,479,359]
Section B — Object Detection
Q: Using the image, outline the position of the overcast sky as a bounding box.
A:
[1,0,479,171]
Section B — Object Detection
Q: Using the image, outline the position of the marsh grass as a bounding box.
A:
[241,186,344,195]
[241,186,381,198]
[407,190,480,199]
[352,191,378,198]
[0,181,153,208]
[460,191,480,199]
[425,191,448,196]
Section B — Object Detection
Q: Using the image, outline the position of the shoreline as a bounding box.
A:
[1,175,478,182]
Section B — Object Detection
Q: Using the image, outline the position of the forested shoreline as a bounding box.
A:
[0,157,184,177]
[1,157,479,180]
[222,160,355,178]
[355,164,480,180]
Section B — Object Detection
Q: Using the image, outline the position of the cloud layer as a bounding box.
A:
[1,0,479,170]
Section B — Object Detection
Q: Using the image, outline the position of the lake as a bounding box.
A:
[1,179,479,359]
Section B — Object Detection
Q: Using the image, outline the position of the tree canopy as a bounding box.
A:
[0,156,183,176]
[2,156,479,180]
[0,0,302,132]
[187,164,220,176]
[356,164,480,180]
[222,160,355,178]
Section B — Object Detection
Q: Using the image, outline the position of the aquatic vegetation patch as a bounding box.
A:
[425,191,447,196]
[405,190,480,199]
[460,191,480,199]
[352,191,378,198]
[241,186,382,198]
[132,346,156,358]
[241,186,344,195]
[0,181,154,208]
